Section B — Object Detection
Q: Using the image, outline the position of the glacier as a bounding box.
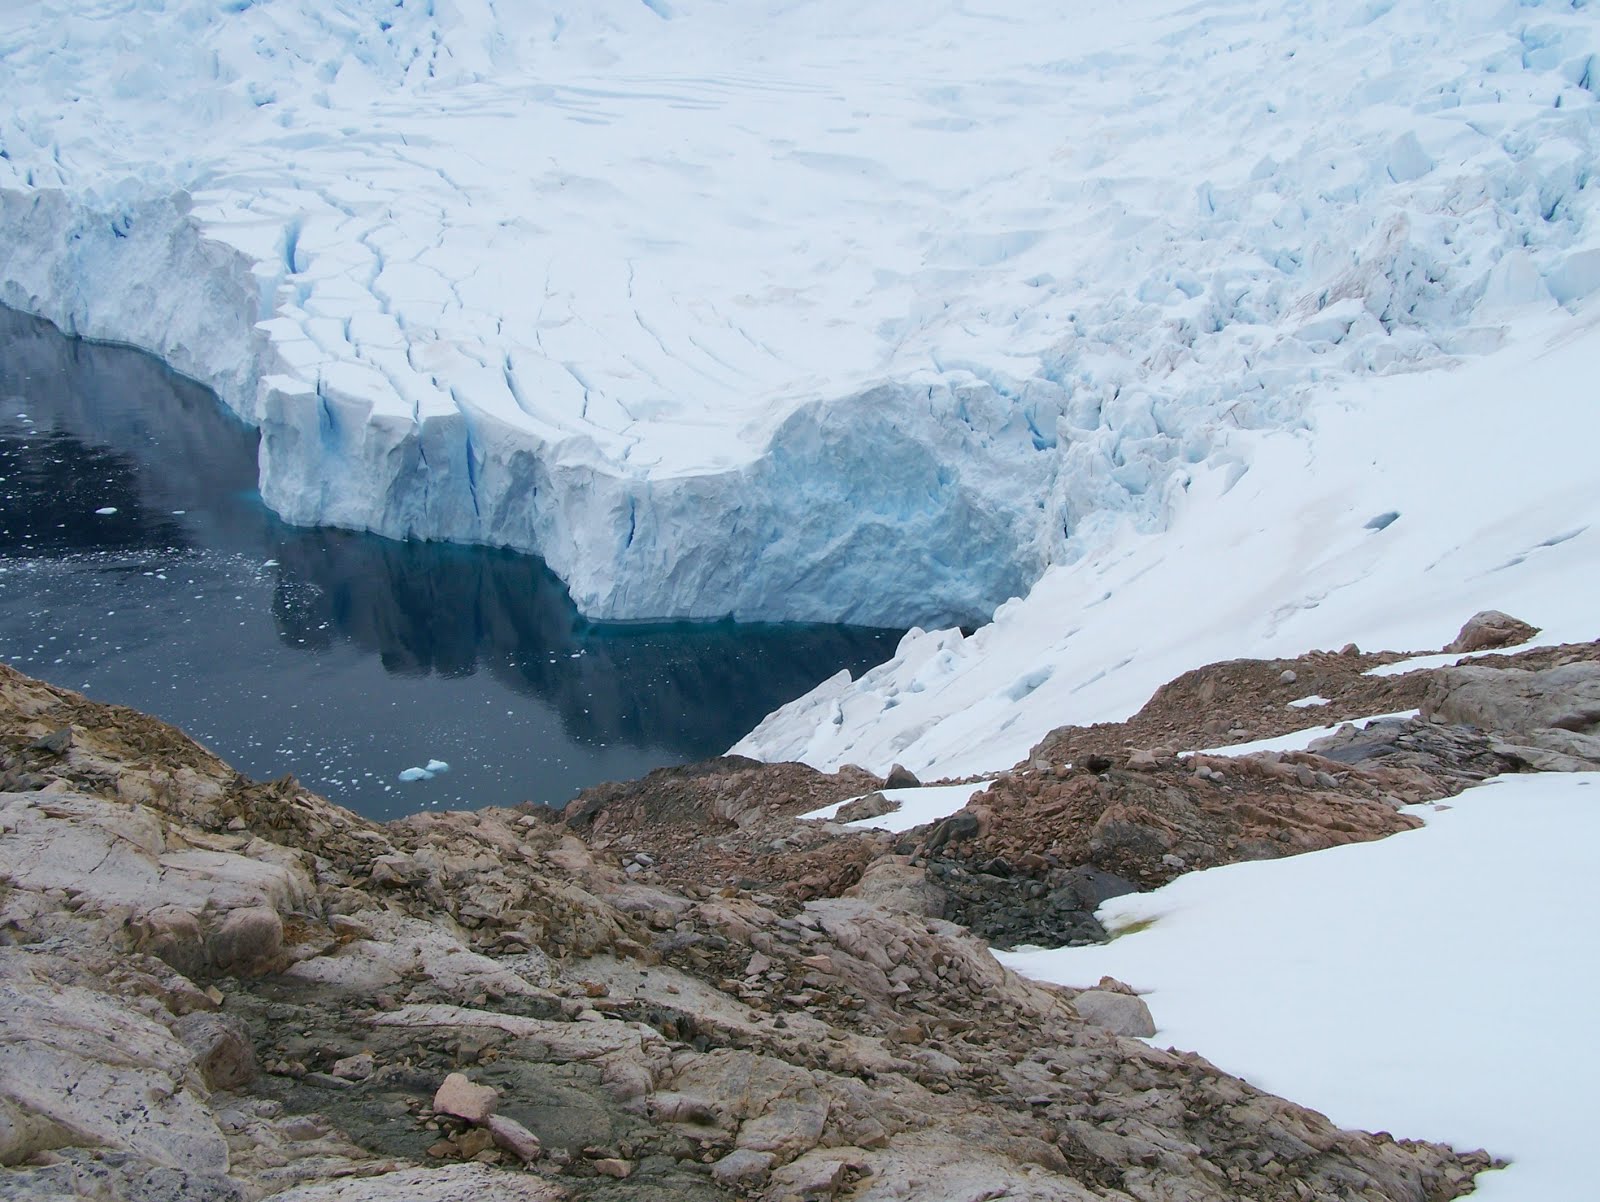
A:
[1,0,1598,629]
[737,310,1600,777]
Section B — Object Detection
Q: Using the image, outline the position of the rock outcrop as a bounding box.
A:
[1424,657,1600,770]
[0,659,1495,1200]
[1443,609,1540,654]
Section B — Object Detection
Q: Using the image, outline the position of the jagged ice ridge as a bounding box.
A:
[1,0,1597,625]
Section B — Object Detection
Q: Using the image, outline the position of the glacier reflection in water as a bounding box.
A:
[0,306,902,819]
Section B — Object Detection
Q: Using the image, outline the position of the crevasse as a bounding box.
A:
[1,0,1596,626]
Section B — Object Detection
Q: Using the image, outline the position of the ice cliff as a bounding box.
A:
[2,0,1598,626]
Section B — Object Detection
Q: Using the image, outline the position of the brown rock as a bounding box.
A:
[768,1154,850,1202]
[1446,609,1540,654]
[592,1158,633,1179]
[135,905,208,979]
[433,1072,499,1123]
[745,951,774,976]
[842,857,946,918]
[833,791,899,823]
[1125,749,1160,771]
[208,906,284,978]
[457,1127,494,1159]
[330,1052,374,1081]
[486,1114,543,1163]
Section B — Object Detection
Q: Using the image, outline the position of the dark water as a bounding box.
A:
[0,307,901,820]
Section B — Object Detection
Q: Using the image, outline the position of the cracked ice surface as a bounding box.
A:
[1,0,1598,625]
[738,309,1600,777]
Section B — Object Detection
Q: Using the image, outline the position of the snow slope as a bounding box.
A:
[3,0,1598,624]
[738,307,1600,775]
[997,775,1600,1201]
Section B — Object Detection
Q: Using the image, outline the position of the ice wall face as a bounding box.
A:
[2,0,1598,625]
[255,374,1058,626]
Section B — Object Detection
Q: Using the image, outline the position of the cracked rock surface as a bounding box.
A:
[0,660,1495,1201]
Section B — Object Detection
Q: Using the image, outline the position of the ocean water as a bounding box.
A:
[0,307,900,819]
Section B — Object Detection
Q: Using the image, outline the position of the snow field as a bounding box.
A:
[997,773,1600,1202]
[3,0,1599,624]
[739,307,1600,777]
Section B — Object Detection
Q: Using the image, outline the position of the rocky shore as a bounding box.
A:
[5,615,1593,1201]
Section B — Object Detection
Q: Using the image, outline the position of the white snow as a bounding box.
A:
[1188,710,1419,758]
[1365,637,1559,679]
[1286,695,1330,708]
[798,781,994,833]
[997,773,1600,1201]
[4,0,1598,625]
[740,309,1600,777]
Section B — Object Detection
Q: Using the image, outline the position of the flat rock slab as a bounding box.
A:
[267,1164,565,1201]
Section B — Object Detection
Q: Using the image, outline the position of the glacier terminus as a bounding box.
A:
[4,0,1596,629]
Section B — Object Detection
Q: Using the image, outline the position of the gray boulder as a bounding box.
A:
[833,791,899,823]
[883,763,921,789]
[1071,989,1157,1038]
[172,1012,258,1091]
[711,1147,776,1187]
[1424,661,1600,766]
[1445,609,1540,653]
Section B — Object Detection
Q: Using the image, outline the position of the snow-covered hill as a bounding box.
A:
[737,307,1600,774]
[3,0,1596,626]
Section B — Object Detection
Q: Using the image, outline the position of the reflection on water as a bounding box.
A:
[267,529,900,755]
[0,306,901,818]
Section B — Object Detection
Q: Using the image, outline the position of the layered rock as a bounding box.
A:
[0,659,1492,1200]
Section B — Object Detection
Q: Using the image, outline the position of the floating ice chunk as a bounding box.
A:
[94,507,118,515]
[398,766,433,782]
[424,759,449,773]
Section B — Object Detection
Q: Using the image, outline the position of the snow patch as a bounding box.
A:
[799,781,994,834]
[997,774,1600,1200]
[1186,710,1419,758]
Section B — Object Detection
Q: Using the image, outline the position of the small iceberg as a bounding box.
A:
[94,506,118,515]
[399,758,450,782]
